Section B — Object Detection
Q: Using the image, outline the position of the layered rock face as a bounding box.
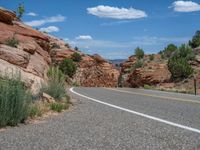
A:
[121,55,171,87]
[0,8,119,92]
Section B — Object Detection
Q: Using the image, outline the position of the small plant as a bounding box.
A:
[144,84,154,89]
[50,103,65,112]
[149,54,154,61]
[71,52,82,62]
[16,4,25,19]
[135,47,144,59]
[42,67,66,101]
[130,59,143,72]
[28,104,42,118]
[74,46,79,51]
[6,36,19,48]
[59,58,77,77]
[0,73,30,127]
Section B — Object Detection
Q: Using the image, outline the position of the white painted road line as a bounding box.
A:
[70,87,200,134]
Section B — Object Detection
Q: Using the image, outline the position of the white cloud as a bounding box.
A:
[171,1,200,12]
[87,5,147,19]
[39,26,59,33]
[76,35,93,40]
[27,12,37,16]
[25,15,66,27]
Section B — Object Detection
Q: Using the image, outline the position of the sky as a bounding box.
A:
[1,0,200,59]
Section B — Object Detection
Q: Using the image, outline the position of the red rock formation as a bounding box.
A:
[0,7,119,92]
[122,55,171,87]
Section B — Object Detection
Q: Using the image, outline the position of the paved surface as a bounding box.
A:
[0,87,200,150]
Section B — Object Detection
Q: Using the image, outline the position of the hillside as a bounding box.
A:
[0,7,119,94]
[121,46,200,94]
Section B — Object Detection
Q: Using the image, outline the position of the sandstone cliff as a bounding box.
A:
[0,8,119,93]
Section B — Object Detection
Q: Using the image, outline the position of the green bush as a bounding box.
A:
[168,57,193,80]
[42,67,66,101]
[131,59,143,72]
[6,37,19,48]
[50,103,65,112]
[0,75,30,127]
[135,47,144,59]
[149,54,154,61]
[162,44,177,58]
[28,104,42,118]
[59,58,77,77]
[71,52,82,62]
[189,30,200,48]
[173,44,195,61]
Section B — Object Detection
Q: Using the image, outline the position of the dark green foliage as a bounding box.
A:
[131,59,143,72]
[6,36,19,48]
[162,44,177,58]
[0,75,30,127]
[74,46,79,51]
[173,44,195,61]
[17,4,25,19]
[135,47,144,59]
[71,52,82,62]
[42,67,66,100]
[168,57,193,80]
[167,44,194,80]
[149,54,154,61]
[59,58,77,77]
[189,30,200,48]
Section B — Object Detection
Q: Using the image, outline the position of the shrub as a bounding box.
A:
[144,84,154,89]
[168,57,193,80]
[6,36,19,48]
[173,44,195,61]
[71,52,82,62]
[189,30,200,48]
[135,47,144,59]
[149,54,154,61]
[131,59,143,72]
[0,74,30,127]
[50,103,65,113]
[28,104,42,118]
[163,44,177,58]
[74,46,79,51]
[42,67,66,101]
[59,58,77,77]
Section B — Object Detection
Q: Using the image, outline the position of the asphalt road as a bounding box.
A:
[0,87,200,150]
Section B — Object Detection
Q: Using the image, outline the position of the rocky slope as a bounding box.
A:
[0,8,119,93]
[121,48,200,94]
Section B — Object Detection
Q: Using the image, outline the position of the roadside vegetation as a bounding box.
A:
[59,58,77,77]
[0,67,71,128]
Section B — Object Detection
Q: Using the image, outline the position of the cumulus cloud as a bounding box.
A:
[27,12,37,16]
[39,26,59,33]
[25,15,66,27]
[87,5,147,19]
[76,35,93,40]
[171,1,200,12]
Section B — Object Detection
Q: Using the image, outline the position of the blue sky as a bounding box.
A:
[1,0,200,59]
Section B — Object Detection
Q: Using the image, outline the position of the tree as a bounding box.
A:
[189,30,200,48]
[17,4,25,19]
[135,47,144,59]
[59,59,77,77]
[163,44,177,58]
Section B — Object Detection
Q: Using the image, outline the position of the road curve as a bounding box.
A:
[0,87,200,150]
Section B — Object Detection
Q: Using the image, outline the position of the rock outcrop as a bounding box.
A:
[0,7,119,92]
[121,55,171,87]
